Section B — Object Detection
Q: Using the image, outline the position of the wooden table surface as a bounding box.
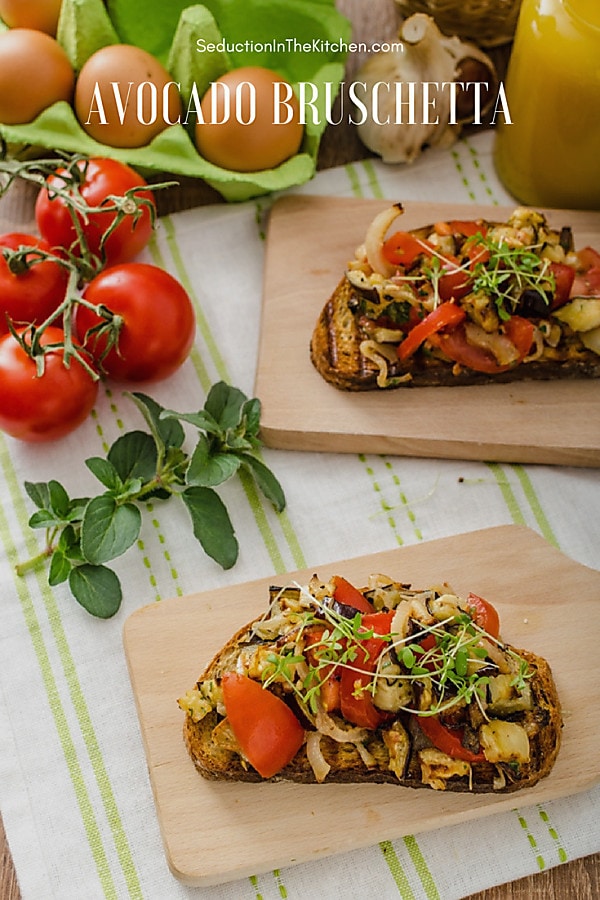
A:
[1,2,598,898]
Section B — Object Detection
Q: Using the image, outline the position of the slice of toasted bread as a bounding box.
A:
[310,206,600,391]
[310,276,600,391]
[179,579,563,793]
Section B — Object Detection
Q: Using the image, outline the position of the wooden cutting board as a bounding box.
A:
[254,196,600,467]
[123,526,600,886]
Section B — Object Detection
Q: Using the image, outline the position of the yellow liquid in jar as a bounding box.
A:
[494,0,600,210]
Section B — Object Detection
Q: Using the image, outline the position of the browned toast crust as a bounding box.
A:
[310,276,600,392]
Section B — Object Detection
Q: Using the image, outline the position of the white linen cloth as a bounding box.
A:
[1,129,599,900]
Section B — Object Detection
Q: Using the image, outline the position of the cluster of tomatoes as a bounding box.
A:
[0,157,196,442]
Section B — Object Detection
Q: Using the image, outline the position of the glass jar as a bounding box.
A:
[493,0,600,210]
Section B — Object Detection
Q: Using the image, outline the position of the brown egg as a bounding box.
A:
[0,28,74,124]
[74,44,182,148]
[195,66,304,172]
[0,0,63,36]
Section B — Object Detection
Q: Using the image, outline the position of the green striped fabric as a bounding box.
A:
[1,129,599,900]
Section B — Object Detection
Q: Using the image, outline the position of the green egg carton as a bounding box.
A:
[0,0,351,201]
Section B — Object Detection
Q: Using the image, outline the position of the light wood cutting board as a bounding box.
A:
[123,526,600,886]
[254,196,600,467]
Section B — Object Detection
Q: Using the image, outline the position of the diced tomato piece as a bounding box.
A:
[449,220,487,238]
[431,326,502,373]
[382,231,436,268]
[332,575,375,614]
[319,675,341,713]
[433,221,454,236]
[398,302,466,361]
[548,262,575,309]
[339,610,394,729]
[465,593,500,638]
[571,265,600,298]
[576,246,600,271]
[417,714,485,763]
[429,316,533,374]
[304,625,341,712]
[438,263,472,302]
[221,673,304,778]
[359,611,395,635]
[503,316,535,357]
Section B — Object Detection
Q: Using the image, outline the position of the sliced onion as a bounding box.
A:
[355,741,377,768]
[365,203,405,277]
[314,705,369,745]
[306,731,331,783]
[464,322,520,366]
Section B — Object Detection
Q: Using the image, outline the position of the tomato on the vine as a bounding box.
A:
[35,157,156,267]
[0,326,98,442]
[0,232,67,334]
[76,262,196,382]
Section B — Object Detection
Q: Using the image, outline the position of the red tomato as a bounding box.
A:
[449,220,487,238]
[430,324,503,374]
[304,625,342,712]
[339,611,394,729]
[332,575,375,614]
[35,158,156,267]
[417,715,485,763]
[0,326,98,442]
[221,673,304,778]
[503,316,535,358]
[548,262,575,309]
[433,220,487,239]
[465,593,500,638]
[576,246,600,270]
[430,316,533,375]
[571,247,600,297]
[76,263,195,382]
[382,231,436,268]
[438,263,472,302]
[398,302,466,361]
[0,232,67,334]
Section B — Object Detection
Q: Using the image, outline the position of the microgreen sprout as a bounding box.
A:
[469,236,555,320]
[258,590,531,721]
[384,228,556,320]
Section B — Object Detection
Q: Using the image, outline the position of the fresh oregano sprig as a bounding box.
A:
[16,382,285,619]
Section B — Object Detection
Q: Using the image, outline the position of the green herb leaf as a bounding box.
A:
[24,481,52,510]
[69,564,122,618]
[81,496,142,565]
[181,485,238,569]
[241,397,261,437]
[49,550,72,586]
[86,456,123,491]
[236,452,286,512]
[108,430,158,482]
[128,391,185,451]
[205,381,247,431]
[49,480,72,515]
[186,434,241,486]
[161,407,220,435]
